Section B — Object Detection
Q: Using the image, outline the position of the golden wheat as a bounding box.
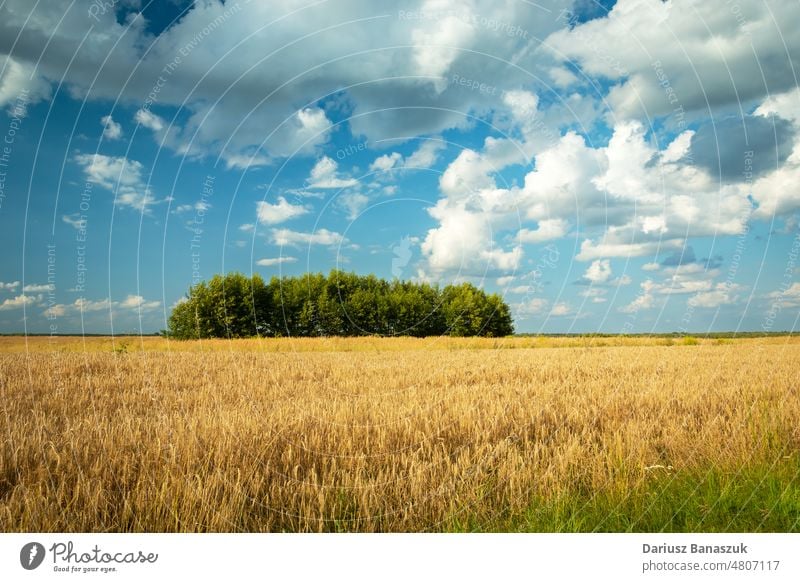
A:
[0,336,798,531]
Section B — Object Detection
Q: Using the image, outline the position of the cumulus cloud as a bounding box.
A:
[101,115,123,140]
[688,283,744,308]
[256,197,308,225]
[546,0,800,119]
[369,152,403,172]
[22,283,53,292]
[0,56,51,112]
[619,280,656,313]
[49,295,161,317]
[404,140,446,169]
[550,302,572,316]
[0,294,38,310]
[583,259,612,284]
[119,294,161,311]
[74,153,157,210]
[271,228,344,247]
[518,218,569,243]
[305,157,359,190]
[134,109,165,132]
[256,257,298,267]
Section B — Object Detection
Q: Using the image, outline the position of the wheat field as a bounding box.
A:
[1,336,798,532]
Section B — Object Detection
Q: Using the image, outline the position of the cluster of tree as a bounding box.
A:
[167,271,514,339]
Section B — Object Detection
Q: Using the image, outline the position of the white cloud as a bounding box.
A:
[101,114,123,140]
[580,287,607,303]
[305,157,359,190]
[62,214,87,230]
[619,280,657,313]
[222,151,272,170]
[0,56,51,112]
[119,294,161,311]
[515,297,548,317]
[173,204,194,214]
[74,153,156,210]
[239,223,255,232]
[405,140,445,169]
[256,197,308,225]
[0,281,20,291]
[134,108,165,132]
[256,257,297,267]
[642,262,661,272]
[74,297,113,312]
[369,152,403,172]
[688,283,744,308]
[421,201,521,275]
[518,218,569,243]
[44,304,66,318]
[410,0,476,87]
[50,295,161,317]
[577,238,684,261]
[546,0,800,120]
[583,259,612,284]
[0,294,37,310]
[550,302,572,316]
[271,228,343,247]
[338,192,369,220]
[22,283,52,292]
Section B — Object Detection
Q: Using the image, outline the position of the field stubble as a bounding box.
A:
[0,336,798,531]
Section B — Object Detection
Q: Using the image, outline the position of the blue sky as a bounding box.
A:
[0,0,799,334]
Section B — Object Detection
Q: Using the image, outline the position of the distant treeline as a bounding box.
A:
[167,271,514,339]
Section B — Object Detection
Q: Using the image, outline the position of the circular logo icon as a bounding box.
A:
[20,542,45,570]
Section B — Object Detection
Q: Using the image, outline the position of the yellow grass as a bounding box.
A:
[1,336,798,531]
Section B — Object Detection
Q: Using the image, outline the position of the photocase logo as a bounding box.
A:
[20,542,46,570]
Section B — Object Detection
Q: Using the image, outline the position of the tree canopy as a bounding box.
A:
[167,270,514,339]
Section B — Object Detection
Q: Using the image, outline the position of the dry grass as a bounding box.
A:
[1,336,798,532]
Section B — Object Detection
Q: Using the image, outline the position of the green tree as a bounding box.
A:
[168,270,514,339]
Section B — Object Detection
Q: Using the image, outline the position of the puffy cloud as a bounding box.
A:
[546,0,800,119]
[583,259,612,284]
[271,228,344,247]
[256,257,297,267]
[0,294,38,310]
[550,302,572,316]
[580,287,607,303]
[515,297,549,317]
[256,197,308,225]
[118,295,161,311]
[0,281,20,291]
[688,283,744,308]
[101,115,123,140]
[369,152,403,172]
[518,218,569,243]
[134,109,165,132]
[62,214,87,230]
[74,298,113,312]
[305,157,359,190]
[338,192,370,220]
[404,140,446,169]
[619,280,656,313]
[50,295,161,317]
[0,56,51,112]
[577,237,684,261]
[0,0,573,164]
[74,154,157,210]
[22,283,53,292]
[421,201,521,275]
